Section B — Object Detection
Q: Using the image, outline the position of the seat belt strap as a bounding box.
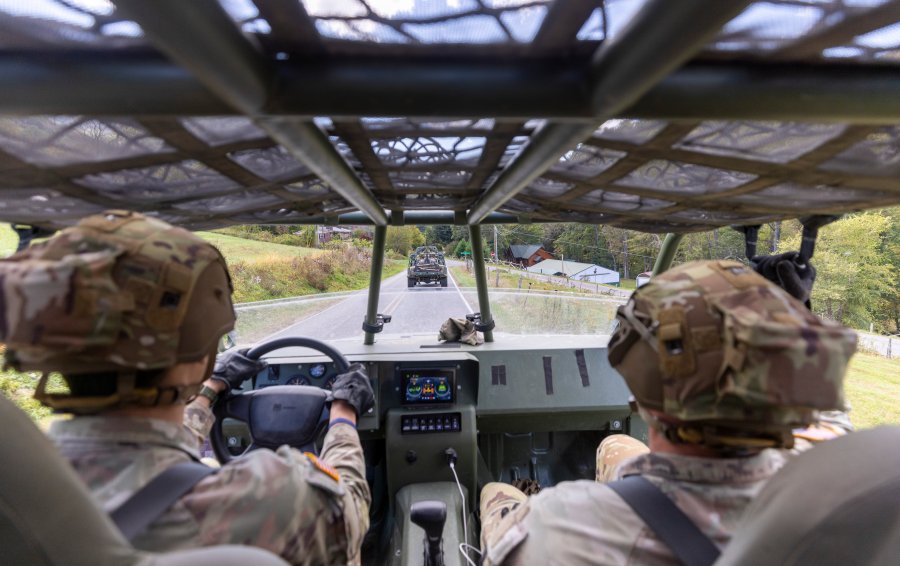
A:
[607,475,720,566]
[109,462,217,541]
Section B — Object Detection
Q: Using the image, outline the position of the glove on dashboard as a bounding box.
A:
[329,363,375,416]
[210,348,268,392]
[751,251,816,308]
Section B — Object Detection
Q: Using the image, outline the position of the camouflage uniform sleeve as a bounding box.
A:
[320,422,371,563]
[183,401,214,444]
[180,441,364,565]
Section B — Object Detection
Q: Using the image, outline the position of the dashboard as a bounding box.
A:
[256,362,340,390]
[240,335,635,434]
[221,336,637,516]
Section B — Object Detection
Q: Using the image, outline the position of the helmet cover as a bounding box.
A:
[1,210,236,375]
[608,260,856,447]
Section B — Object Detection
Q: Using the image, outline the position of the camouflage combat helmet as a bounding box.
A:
[607,260,857,450]
[0,211,236,412]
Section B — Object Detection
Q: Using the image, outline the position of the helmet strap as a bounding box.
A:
[640,407,793,454]
[35,372,203,414]
[619,299,659,352]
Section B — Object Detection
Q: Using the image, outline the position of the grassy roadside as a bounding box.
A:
[196,232,404,303]
[198,231,322,261]
[0,224,16,257]
[450,264,591,294]
[844,352,900,429]
[609,278,637,290]
[229,251,406,303]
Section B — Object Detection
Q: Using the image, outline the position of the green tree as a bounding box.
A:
[876,207,899,333]
[778,212,892,329]
[453,239,470,257]
[293,225,317,248]
[425,225,453,246]
[385,226,425,255]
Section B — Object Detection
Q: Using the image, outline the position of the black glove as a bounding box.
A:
[329,363,375,416]
[751,252,816,308]
[210,348,267,392]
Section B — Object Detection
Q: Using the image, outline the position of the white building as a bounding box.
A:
[526,259,620,285]
[636,271,653,288]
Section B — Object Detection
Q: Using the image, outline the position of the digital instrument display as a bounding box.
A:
[401,369,454,404]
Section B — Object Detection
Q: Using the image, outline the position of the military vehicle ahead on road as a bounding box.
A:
[408,246,448,287]
[1,2,899,565]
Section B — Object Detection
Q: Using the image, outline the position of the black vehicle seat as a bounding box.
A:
[716,425,900,566]
[0,394,288,566]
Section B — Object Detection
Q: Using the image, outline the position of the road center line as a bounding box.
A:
[382,289,405,315]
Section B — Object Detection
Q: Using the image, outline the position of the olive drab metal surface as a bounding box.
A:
[608,260,857,448]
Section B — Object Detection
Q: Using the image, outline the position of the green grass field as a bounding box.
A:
[0,226,323,263]
[844,352,900,429]
[0,224,18,257]
[197,231,322,262]
[451,264,591,294]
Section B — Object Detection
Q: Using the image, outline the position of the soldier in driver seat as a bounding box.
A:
[480,259,857,565]
[0,211,373,565]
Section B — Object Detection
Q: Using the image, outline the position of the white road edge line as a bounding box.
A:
[448,269,474,314]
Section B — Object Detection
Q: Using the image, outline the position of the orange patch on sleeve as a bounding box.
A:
[304,452,341,482]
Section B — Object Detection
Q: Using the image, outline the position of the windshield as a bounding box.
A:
[234,258,625,345]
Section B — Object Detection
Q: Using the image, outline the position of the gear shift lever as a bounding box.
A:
[410,500,447,566]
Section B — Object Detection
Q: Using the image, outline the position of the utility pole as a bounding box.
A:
[493,225,499,262]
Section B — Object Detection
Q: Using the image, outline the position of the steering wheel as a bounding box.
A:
[210,337,350,463]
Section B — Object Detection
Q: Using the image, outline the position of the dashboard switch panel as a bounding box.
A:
[401,413,461,434]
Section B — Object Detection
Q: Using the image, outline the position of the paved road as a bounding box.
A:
[264,268,475,342]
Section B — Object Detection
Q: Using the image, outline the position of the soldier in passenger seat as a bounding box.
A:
[593,250,855,481]
[479,259,857,566]
[0,211,373,565]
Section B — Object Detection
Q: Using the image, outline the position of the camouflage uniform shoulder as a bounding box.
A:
[181,445,351,564]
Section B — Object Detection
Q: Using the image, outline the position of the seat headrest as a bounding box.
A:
[716,426,900,566]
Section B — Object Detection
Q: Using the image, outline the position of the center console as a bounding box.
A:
[384,356,479,510]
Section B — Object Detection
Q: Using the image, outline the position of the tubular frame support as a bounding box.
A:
[468,225,494,343]
[111,0,269,112]
[652,233,685,276]
[112,0,388,226]
[4,56,900,122]
[299,211,521,226]
[260,118,388,225]
[466,0,753,225]
[364,225,388,345]
[467,123,595,224]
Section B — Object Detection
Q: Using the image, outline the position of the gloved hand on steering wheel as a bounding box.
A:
[329,363,375,416]
[210,348,268,393]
